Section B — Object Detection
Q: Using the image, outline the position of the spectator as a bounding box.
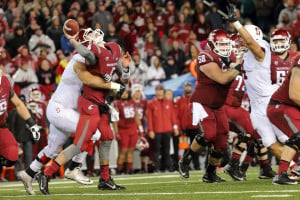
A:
[152,4,167,39]
[147,56,166,87]
[254,0,275,33]
[143,19,160,47]
[192,13,210,42]
[53,2,66,26]
[173,13,191,43]
[36,59,55,86]
[0,47,15,77]
[38,7,52,33]
[77,15,87,30]
[144,33,156,65]
[82,1,96,28]
[130,50,149,86]
[28,26,56,64]
[163,55,178,79]
[240,0,257,24]
[92,1,113,35]
[147,84,179,172]
[0,8,8,37]
[278,0,298,26]
[12,45,36,71]
[205,2,224,30]
[130,2,146,37]
[167,40,186,75]
[104,23,123,45]
[163,1,178,32]
[25,17,40,40]
[5,25,27,58]
[46,16,63,52]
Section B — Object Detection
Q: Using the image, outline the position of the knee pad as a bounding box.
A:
[286,132,300,151]
[99,140,112,161]
[0,156,16,167]
[235,135,251,152]
[254,139,268,157]
[195,134,209,147]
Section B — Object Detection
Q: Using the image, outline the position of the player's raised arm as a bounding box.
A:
[227,4,265,62]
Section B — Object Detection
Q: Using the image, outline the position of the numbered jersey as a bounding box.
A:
[132,99,147,125]
[83,42,122,103]
[270,50,299,86]
[225,74,245,107]
[115,100,138,129]
[0,75,13,126]
[190,50,231,108]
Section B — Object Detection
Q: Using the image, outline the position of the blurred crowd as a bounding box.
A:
[1,0,300,181]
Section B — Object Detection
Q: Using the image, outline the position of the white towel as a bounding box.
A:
[108,105,119,122]
[192,102,208,126]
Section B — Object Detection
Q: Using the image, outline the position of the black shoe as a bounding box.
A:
[240,162,249,180]
[98,176,125,190]
[259,164,276,179]
[224,161,244,181]
[178,160,189,179]
[272,171,298,185]
[202,172,226,183]
[35,172,50,195]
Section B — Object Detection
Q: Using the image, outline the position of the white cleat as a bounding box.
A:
[17,170,35,195]
[64,167,93,185]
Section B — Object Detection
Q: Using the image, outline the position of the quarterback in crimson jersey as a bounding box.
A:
[179,29,240,182]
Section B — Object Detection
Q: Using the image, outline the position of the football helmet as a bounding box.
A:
[135,136,149,151]
[75,28,93,44]
[29,87,42,102]
[244,25,263,41]
[26,100,39,114]
[92,29,105,44]
[207,29,232,57]
[270,29,291,54]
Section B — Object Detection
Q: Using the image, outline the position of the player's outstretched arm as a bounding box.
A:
[73,61,122,91]
[227,4,265,62]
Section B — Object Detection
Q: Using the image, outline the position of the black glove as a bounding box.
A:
[221,57,232,67]
[226,4,238,23]
[25,117,41,141]
[116,84,126,99]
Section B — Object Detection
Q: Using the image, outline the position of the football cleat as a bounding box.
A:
[36,172,50,195]
[224,161,244,181]
[291,164,300,176]
[178,160,189,179]
[272,171,298,185]
[17,170,35,195]
[258,164,276,179]
[64,167,93,185]
[240,162,249,180]
[202,172,226,183]
[98,176,125,190]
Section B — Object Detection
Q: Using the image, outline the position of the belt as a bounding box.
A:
[269,99,300,110]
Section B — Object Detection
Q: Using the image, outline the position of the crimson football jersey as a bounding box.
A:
[0,75,14,126]
[270,50,299,85]
[132,99,147,125]
[83,42,122,103]
[114,100,138,130]
[190,50,231,108]
[225,74,245,107]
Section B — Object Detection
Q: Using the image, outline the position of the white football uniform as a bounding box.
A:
[29,54,88,172]
[243,40,288,147]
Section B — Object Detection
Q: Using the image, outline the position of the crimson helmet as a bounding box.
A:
[75,28,93,44]
[207,29,232,57]
[270,29,291,54]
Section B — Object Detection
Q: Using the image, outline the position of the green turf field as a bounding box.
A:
[0,167,300,200]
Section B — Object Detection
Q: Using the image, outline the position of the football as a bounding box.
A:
[63,19,79,36]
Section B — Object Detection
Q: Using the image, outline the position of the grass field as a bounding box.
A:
[0,167,300,200]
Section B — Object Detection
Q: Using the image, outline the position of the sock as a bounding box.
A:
[141,162,145,170]
[100,165,109,180]
[117,164,123,171]
[244,155,254,165]
[231,153,241,160]
[126,162,133,170]
[278,160,289,174]
[206,164,217,174]
[44,161,60,177]
[25,167,38,178]
[289,160,296,168]
[259,159,269,166]
[68,161,81,170]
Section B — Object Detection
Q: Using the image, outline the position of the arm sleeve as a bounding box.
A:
[75,44,97,65]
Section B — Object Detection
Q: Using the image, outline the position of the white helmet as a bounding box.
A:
[244,25,263,41]
[92,29,105,44]
[135,136,149,151]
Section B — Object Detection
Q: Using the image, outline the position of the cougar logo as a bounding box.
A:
[88,105,94,110]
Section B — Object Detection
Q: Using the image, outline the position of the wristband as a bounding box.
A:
[173,125,178,130]
[26,117,35,127]
[122,69,130,79]
[110,82,121,91]
[138,125,144,133]
[233,21,243,31]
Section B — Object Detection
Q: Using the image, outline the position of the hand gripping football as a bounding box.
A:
[63,19,79,36]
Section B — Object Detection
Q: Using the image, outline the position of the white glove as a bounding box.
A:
[91,129,101,141]
[29,124,41,141]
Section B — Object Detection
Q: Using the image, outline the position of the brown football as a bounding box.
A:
[63,19,79,36]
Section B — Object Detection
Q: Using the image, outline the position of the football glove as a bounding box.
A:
[226,4,238,23]
[26,117,41,141]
